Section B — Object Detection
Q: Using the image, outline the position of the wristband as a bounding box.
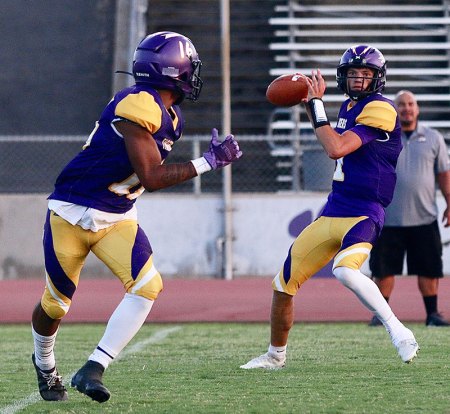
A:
[191,157,212,175]
[308,98,330,129]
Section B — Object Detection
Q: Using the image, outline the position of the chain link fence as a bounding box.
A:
[0,135,336,194]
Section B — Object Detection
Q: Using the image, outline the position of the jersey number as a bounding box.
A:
[109,174,144,200]
[83,122,99,149]
[333,158,345,182]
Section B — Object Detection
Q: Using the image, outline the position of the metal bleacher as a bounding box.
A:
[267,0,450,191]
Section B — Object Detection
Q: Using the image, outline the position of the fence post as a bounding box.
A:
[192,139,201,195]
[221,0,234,280]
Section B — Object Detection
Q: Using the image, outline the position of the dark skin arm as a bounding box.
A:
[116,120,198,192]
[438,170,450,227]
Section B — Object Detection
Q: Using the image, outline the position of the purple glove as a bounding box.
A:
[203,128,243,170]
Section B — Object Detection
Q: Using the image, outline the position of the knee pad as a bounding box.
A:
[40,284,71,319]
[333,266,356,289]
[130,272,163,301]
[333,266,376,295]
[41,294,69,320]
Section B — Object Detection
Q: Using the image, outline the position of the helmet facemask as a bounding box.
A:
[336,45,386,101]
[177,58,203,102]
[132,31,204,104]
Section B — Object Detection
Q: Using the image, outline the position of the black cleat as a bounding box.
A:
[32,353,68,401]
[368,315,383,327]
[426,312,450,327]
[71,360,111,403]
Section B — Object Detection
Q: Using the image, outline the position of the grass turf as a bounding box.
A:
[0,323,449,413]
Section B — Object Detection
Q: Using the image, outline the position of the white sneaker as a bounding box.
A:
[392,329,420,363]
[240,352,286,370]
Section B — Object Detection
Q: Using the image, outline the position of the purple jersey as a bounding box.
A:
[49,84,184,213]
[321,94,402,227]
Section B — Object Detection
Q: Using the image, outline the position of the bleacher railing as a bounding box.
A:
[268,0,450,137]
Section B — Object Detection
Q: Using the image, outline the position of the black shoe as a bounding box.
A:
[368,315,383,327]
[71,360,111,403]
[32,353,68,401]
[426,312,450,327]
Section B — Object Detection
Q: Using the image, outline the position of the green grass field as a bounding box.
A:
[0,323,449,414]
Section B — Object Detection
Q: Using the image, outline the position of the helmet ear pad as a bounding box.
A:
[336,45,386,101]
[132,31,203,102]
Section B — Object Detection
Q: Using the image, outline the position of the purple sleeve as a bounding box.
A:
[351,124,388,145]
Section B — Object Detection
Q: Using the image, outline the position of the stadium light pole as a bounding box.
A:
[220,0,234,280]
[112,0,147,93]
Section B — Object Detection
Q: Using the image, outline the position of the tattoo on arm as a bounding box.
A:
[161,164,195,183]
[148,163,197,191]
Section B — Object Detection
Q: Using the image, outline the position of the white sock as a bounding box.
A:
[32,326,57,371]
[383,314,410,343]
[89,293,154,369]
[333,266,403,326]
[268,344,286,359]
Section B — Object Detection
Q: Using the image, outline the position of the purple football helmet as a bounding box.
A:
[336,45,386,101]
[133,31,203,104]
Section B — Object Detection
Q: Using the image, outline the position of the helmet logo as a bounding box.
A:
[349,56,365,64]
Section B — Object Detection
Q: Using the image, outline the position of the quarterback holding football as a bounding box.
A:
[242,45,419,370]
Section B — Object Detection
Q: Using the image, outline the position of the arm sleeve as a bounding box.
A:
[115,91,162,134]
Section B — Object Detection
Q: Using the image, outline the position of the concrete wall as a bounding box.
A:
[1,193,450,279]
[0,0,115,135]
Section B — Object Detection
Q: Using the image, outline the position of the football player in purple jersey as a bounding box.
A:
[241,45,419,370]
[31,31,242,402]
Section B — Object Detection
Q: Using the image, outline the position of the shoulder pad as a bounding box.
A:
[115,91,162,134]
[356,100,397,132]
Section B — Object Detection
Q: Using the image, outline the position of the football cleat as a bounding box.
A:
[392,329,420,363]
[240,352,286,370]
[71,360,111,403]
[426,312,449,327]
[32,353,68,401]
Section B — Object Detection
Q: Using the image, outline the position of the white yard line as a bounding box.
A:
[0,326,182,414]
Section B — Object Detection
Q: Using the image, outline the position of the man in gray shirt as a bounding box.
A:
[369,90,450,326]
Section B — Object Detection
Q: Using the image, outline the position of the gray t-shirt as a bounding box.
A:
[384,123,450,226]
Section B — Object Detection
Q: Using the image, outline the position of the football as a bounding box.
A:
[266,73,309,107]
